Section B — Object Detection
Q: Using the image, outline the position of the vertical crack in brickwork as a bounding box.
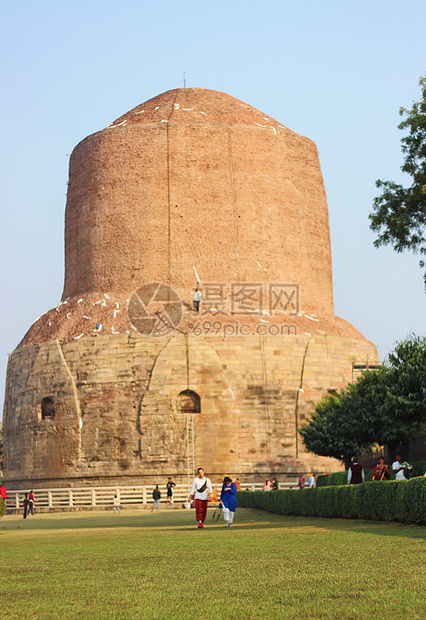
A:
[137,336,174,437]
[166,92,179,289]
[294,334,312,457]
[55,339,82,460]
[228,126,240,282]
[259,335,271,466]
[185,332,190,392]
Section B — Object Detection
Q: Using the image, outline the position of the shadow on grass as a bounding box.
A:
[1,508,425,540]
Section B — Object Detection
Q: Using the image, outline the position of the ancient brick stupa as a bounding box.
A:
[3,88,378,488]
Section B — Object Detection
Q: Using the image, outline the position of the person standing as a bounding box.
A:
[152,485,161,511]
[0,483,7,516]
[166,478,175,504]
[0,482,7,501]
[347,457,365,484]
[28,490,35,515]
[308,474,317,489]
[220,477,237,528]
[372,457,390,481]
[190,467,213,529]
[392,454,412,480]
[298,474,305,489]
[271,477,278,491]
[235,478,241,491]
[113,494,121,514]
[262,480,271,491]
[193,288,201,312]
[23,493,29,519]
[308,474,317,488]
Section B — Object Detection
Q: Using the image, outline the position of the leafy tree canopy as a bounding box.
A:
[382,335,426,442]
[299,392,357,468]
[300,371,385,469]
[369,74,426,287]
[300,335,426,465]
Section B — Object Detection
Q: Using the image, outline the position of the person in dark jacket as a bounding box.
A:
[166,478,176,504]
[347,457,365,484]
[23,493,29,519]
[151,485,161,512]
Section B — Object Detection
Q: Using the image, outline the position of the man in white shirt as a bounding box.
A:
[193,288,201,312]
[392,454,412,481]
[308,474,317,488]
[190,467,213,529]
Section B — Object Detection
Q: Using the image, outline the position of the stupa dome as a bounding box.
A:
[63,88,333,317]
[3,88,378,490]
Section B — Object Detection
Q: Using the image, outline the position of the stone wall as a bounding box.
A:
[3,332,378,488]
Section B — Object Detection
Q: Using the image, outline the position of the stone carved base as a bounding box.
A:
[3,332,378,488]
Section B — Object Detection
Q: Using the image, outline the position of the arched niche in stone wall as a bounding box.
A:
[177,390,201,413]
[40,397,55,420]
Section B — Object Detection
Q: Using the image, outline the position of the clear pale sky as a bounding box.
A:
[1,1,426,417]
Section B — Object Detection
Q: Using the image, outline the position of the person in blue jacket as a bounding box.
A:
[220,476,237,528]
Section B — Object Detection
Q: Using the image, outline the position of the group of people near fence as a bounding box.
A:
[260,455,415,492]
[22,491,35,518]
[298,474,317,489]
[109,478,177,514]
[148,477,176,512]
[347,454,413,484]
[262,474,318,490]
[1,485,35,519]
[262,477,279,491]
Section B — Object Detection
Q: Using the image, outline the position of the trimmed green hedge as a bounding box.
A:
[317,459,426,487]
[237,476,426,525]
[0,498,6,518]
[317,469,373,486]
[408,459,426,477]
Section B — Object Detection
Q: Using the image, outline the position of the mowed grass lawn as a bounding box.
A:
[0,508,425,619]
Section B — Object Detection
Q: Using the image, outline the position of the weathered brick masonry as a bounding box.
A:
[3,88,378,488]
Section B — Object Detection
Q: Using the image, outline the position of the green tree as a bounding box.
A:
[369,74,426,286]
[379,335,426,457]
[301,336,426,466]
[300,381,380,469]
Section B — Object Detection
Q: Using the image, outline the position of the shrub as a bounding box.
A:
[0,498,6,518]
[411,459,426,477]
[316,471,348,487]
[317,469,375,486]
[237,477,426,525]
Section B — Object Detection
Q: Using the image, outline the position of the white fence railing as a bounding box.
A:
[3,482,297,511]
